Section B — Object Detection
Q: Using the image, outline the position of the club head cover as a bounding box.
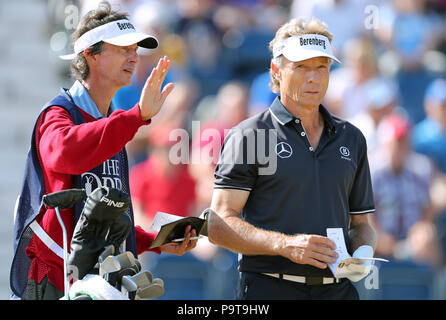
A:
[106,213,132,255]
[68,187,131,280]
[69,274,129,300]
[42,189,86,209]
[69,217,110,280]
[81,187,130,222]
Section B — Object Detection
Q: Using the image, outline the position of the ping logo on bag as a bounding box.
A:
[100,196,125,208]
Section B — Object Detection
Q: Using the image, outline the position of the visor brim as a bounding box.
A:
[104,32,158,49]
[59,53,77,60]
[59,33,158,60]
[283,48,341,64]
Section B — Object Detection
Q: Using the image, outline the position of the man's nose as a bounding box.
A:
[129,49,138,63]
[306,69,320,83]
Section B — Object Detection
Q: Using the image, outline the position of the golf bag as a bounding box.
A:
[42,187,165,300]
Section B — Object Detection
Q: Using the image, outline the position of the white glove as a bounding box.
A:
[346,245,374,282]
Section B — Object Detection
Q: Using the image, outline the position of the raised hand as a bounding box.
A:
[139,56,175,121]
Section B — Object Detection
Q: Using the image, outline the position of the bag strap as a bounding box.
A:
[29,221,65,260]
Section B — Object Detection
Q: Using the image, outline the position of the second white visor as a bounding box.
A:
[273,34,340,64]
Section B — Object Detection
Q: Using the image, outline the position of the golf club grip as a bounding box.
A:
[42,189,87,209]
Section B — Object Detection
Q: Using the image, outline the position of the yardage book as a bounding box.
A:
[148,209,209,249]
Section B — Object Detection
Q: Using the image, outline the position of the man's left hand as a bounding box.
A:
[346,245,374,282]
[159,225,198,256]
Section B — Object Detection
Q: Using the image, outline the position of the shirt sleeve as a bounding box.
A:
[349,134,375,215]
[135,225,161,255]
[214,128,258,191]
[37,103,150,175]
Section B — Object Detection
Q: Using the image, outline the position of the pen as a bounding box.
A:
[172,236,203,242]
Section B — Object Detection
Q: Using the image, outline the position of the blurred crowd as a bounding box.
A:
[48,0,446,299]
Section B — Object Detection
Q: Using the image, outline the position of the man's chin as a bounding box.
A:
[117,78,133,89]
[298,98,323,109]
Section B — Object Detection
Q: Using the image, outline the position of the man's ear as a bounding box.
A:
[270,60,281,81]
[83,49,97,65]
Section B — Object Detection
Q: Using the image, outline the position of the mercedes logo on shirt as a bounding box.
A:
[275,142,293,159]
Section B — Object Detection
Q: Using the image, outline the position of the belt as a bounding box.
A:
[262,273,341,285]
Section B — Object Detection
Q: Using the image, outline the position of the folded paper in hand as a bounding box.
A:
[326,228,389,278]
[148,210,209,249]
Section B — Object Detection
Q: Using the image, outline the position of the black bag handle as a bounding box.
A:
[42,189,87,209]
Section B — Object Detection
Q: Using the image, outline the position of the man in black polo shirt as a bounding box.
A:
[207,17,377,300]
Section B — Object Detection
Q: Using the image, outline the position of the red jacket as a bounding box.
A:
[26,103,161,293]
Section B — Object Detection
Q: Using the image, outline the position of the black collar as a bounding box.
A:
[269,96,337,134]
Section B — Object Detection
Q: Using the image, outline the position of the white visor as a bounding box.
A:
[59,19,158,60]
[273,34,340,64]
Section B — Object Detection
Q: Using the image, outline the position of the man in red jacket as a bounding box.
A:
[15,3,197,300]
